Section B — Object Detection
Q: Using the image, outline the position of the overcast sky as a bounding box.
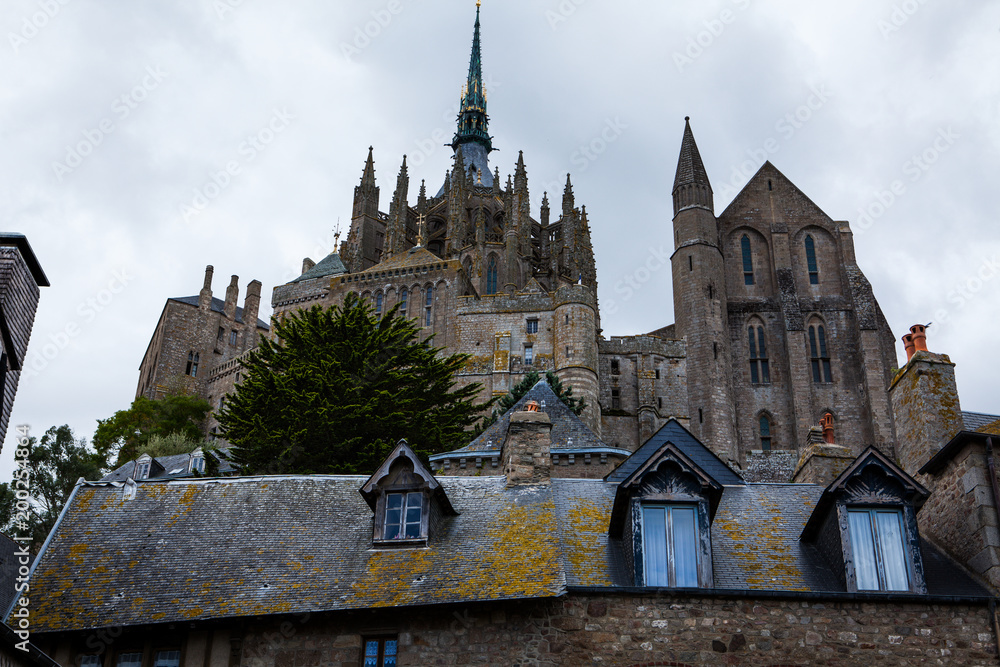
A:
[2,0,998,477]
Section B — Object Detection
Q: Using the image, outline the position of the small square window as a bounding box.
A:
[526,319,538,334]
[384,492,422,540]
[363,636,398,667]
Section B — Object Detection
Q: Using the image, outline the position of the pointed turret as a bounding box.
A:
[346,146,382,272]
[672,117,713,215]
[352,146,380,220]
[386,155,410,258]
[540,192,550,227]
[562,174,575,218]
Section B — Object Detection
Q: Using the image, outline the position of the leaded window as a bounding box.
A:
[375,292,383,318]
[809,324,832,383]
[847,508,910,591]
[424,286,433,327]
[486,256,498,295]
[641,505,699,587]
[384,492,422,540]
[399,288,408,316]
[805,235,819,285]
[741,234,754,285]
[748,326,770,384]
[759,415,772,451]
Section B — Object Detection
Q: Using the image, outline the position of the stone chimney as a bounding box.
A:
[223,275,239,320]
[199,265,214,310]
[243,280,262,336]
[502,404,552,487]
[302,257,316,274]
[792,414,854,485]
[889,324,964,478]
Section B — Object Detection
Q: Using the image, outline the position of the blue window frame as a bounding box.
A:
[741,234,754,285]
[642,505,699,587]
[363,637,398,667]
[805,234,819,284]
[847,508,910,591]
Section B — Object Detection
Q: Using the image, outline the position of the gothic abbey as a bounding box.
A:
[137,5,897,475]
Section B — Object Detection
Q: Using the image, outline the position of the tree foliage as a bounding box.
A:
[219,294,490,475]
[0,425,105,551]
[93,394,212,467]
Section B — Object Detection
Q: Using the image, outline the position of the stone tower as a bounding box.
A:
[669,119,898,466]
[670,119,739,465]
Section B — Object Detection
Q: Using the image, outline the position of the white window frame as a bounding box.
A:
[847,507,911,592]
[641,504,701,588]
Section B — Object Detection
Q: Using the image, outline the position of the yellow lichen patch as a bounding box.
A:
[165,486,201,527]
[565,498,613,586]
[980,419,1000,436]
[75,489,96,513]
[351,550,434,607]
[452,498,562,599]
[67,543,88,566]
[717,497,808,592]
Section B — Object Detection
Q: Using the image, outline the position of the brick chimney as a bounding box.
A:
[223,275,239,320]
[889,324,964,478]
[199,265,214,310]
[792,414,854,485]
[502,408,552,487]
[243,280,262,339]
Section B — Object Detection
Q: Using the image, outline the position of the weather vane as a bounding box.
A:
[333,219,342,246]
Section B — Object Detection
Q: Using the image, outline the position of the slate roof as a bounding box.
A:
[962,411,1000,434]
[291,252,347,283]
[0,534,24,614]
[28,471,988,633]
[437,380,621,457]
[169,296,270,330]
[101,446,238,482]
[606,419,744,486]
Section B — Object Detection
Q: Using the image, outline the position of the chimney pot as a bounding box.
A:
[910,324,928,353]
[902,333,916,361]
[821,412,835,444]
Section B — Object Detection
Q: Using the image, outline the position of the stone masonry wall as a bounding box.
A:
[38,594,999,666]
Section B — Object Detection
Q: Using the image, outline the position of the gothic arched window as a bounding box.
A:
[805,235,819,285]
[399,288,408,316]
[759,415,772,451]
[808,323,832,383]
[424,286,433,327]
[741,235,754,285]
[486,256,498,295]
[375,292,383,318]
[748,325,770,384]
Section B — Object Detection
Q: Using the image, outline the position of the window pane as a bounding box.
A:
[153,650,180,667]
[80,657,102,667]
[875,511,910,591]
[670,507,699,588]
[805,235,818,273]
[642,507,668,586]
[364,640,380,667]
[823,360,832,383]
[384,640,397,656]
[741,235,753,273]
[759,416,770,437]
[747,328,758,358]
[750,362,759,384]
[117,654,143,667]
[811,360,821,383]
[387,494,402,509]
[848,510,880,590]
[808,327,818,357]
[760,360,770,384]
[757,327,767,357]
[818,326,828,358]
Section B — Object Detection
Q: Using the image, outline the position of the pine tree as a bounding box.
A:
[219,294,489,474]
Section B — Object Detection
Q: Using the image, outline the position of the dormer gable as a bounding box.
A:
[801,447,929,593]
[133,453,162,481]
[608,420,739,588]
[359,440,457,546]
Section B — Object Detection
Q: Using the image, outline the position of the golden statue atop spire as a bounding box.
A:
[476,0,481,7]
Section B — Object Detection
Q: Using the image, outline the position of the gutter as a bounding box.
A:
[565,585,993,605]
[3,478,85,622]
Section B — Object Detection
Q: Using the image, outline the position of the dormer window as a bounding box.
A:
[641,504,699,587]
[135,459,150,480]
[190,450,205,474]
[360,440,457,548]
[801,447,928,594]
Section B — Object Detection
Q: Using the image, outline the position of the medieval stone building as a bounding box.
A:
[142,5,894,474]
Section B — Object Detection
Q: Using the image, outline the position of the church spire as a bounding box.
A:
[672,117,714,215]
[450,4,492,154]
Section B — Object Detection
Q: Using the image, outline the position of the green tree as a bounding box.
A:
[0,425,105,551]
[93,394,212,467]
[219,294,490,475]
